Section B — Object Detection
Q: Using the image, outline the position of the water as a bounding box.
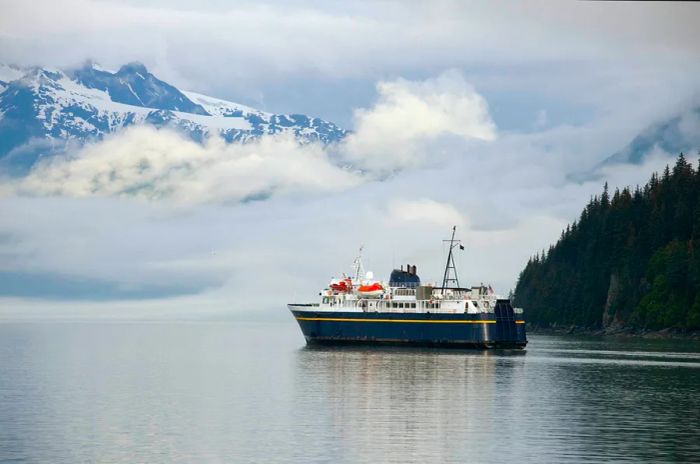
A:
[1,321,699,463]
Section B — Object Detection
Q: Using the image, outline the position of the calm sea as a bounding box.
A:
[1,320,699,463]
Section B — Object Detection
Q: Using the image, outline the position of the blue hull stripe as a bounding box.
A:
[290,307,527,348]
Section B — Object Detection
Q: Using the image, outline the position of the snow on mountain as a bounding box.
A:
[183,90,261,117]
[0,61,347,171]
[71,62,209,115]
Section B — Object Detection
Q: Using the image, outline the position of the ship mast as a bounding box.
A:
[441,226,462,290]
[352,245,365,281]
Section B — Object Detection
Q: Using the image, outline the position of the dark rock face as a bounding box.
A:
[72,62,209,115]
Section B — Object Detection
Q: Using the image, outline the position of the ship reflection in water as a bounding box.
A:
[294,346,526,464]
[294,340,700,463]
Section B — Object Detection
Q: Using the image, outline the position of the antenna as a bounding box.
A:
[441,226,462,290]
[352,245,365,281]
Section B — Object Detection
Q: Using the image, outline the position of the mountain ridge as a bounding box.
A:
[0,61,347,171]
[569,104,700,183]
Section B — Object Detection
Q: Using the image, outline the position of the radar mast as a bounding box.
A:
[352,245,366,281]
[441,226,462,290]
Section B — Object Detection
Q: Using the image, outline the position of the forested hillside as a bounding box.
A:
[514,153,700,331]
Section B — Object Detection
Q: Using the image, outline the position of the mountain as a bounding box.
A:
[514,154,700,333]
[0,62,346,171]
[70,62,208,115]
[567,105,700,183]
[602,106,700,167]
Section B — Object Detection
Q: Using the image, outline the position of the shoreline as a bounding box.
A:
[528,324,700,340]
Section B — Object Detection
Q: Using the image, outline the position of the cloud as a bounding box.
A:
[384,199,466,228]
[341,70,496,172]
[2,0,698,131]
[0,57,697,317]
[3,1,699,80]
[0,146,682,319]
[7,71,497,204]
[15,126,361,204]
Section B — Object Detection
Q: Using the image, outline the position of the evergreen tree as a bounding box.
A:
[514,154,700,331]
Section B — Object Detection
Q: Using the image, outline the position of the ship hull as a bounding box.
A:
[289,302,527,349]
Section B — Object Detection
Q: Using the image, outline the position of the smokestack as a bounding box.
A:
[412,265,417,275]
[407,264,410,275]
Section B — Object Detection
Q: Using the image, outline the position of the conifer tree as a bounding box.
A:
[514,153,700,331]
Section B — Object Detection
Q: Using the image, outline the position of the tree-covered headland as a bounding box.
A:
[514,153,700,332]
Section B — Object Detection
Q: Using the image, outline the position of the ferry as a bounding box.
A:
[288,227,527,349]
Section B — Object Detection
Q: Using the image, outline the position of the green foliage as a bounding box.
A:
[514,153,700,331]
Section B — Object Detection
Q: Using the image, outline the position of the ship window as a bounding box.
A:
[322,297,329,304]
[410,303,416,308]
[399,303,404,309]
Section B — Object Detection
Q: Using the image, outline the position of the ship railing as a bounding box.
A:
[375,306,464,314]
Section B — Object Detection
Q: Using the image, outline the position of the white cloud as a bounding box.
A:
[0,55,696,317]
[0,147,682,318]
[16,126,361,204]
[341,70,496,172]
[2,1,699,80]
[0,0,697,153]
[8,71,497,204]
[384,198,466,228]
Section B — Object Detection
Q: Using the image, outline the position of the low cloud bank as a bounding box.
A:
[6,71,497,204]
[16,128,360,204]
[0,71,691,315]
[0,151,675,318]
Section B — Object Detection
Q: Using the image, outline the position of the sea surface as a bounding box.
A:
[1,320,699,463]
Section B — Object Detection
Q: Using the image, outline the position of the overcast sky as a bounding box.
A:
[2,0,699,126]
[0,1,699,319]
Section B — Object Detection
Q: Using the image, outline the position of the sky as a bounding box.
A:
[0,0,699,319]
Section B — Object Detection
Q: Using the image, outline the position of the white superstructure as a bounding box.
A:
[297,245,523,316]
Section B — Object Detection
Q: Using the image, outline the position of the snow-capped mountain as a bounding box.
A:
[0,62,347,171]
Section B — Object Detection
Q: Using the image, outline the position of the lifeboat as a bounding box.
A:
[357,282,384,296]
[329,277,352,293]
